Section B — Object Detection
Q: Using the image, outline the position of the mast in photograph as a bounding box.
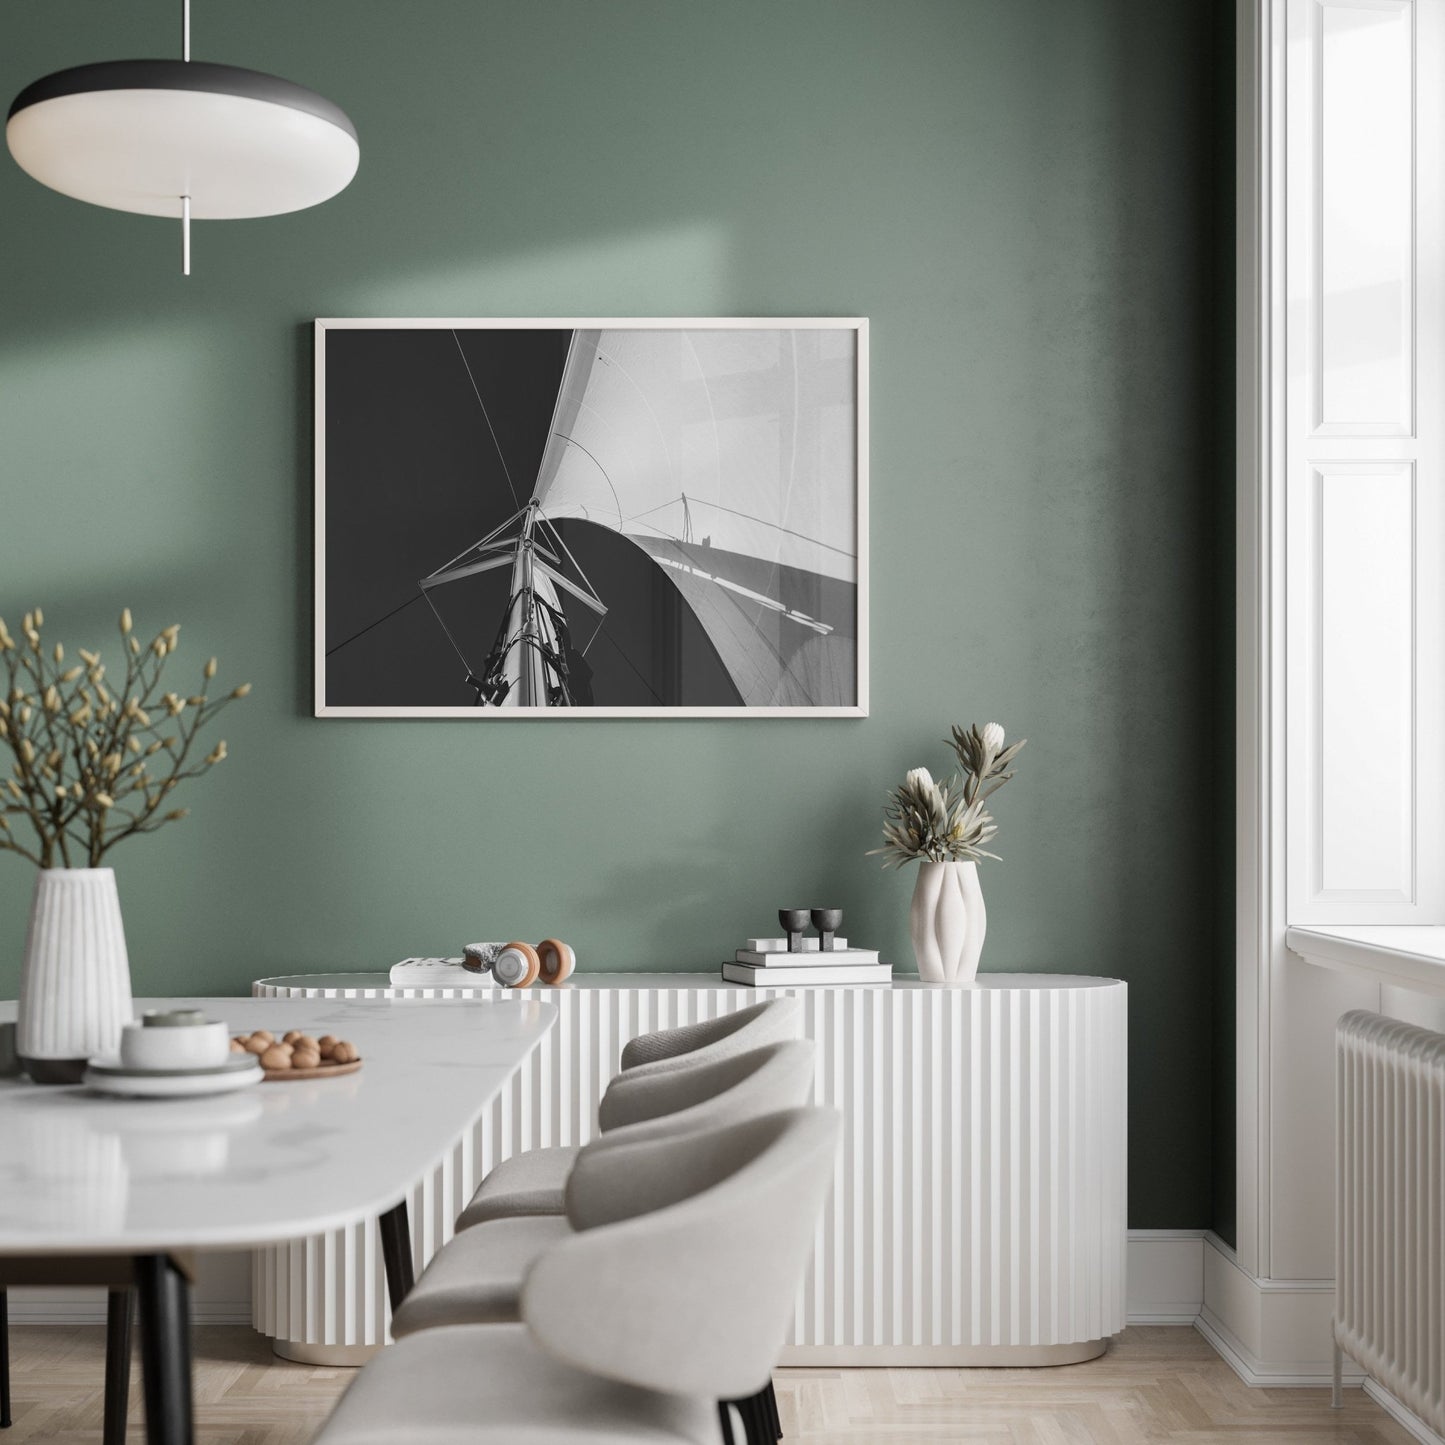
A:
[422,326,858,708]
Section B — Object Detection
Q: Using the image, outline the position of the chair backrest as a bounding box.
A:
[585,1038,815,1176]
[523,1107,840,1400]
[618,996,802,1078]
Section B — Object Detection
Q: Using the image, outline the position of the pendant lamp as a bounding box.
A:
[6,0,358,275]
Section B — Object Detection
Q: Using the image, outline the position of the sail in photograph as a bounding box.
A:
[421,327,858,708]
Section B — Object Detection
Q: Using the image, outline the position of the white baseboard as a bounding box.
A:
[1125,1229,1205,1323]
[7,1229,1436,1441]
[7,1236,1206,1331]
[1362,1380,1445,1445]
[1187,1235,1445,1442]
[7,1291,252,1326]
[7,1237,1438,1445]
[6,1252,252,1326]
[1193,1303,1363,1388]
[1196,1231,1356,1386]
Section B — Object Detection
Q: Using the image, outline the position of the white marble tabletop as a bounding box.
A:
[0,995,555,1254]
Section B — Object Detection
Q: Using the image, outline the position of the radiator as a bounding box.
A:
[1333,1010,1445,1434]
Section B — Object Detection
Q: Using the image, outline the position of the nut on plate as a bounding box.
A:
[249,1028,359,1073]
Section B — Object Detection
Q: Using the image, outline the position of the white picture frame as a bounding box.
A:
[314,317,869,718]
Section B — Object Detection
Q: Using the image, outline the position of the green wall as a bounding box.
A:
[0,1,1231,1229]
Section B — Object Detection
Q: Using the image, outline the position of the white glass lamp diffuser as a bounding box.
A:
[6,0,358,274]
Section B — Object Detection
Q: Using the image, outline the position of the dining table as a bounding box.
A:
[0,993,557,1445]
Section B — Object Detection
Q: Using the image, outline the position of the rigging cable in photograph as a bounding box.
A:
[324,592,426,657]
[451,329,519,510]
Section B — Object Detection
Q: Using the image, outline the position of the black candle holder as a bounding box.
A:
[811,908,843,951]
[778,909,811,953]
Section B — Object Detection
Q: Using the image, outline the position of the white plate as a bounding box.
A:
[83,1053,262,1098]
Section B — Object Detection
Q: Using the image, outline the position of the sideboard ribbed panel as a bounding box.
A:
[252,975,1127,1362]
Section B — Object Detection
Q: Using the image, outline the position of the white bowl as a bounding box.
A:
[120,1014,230,1072]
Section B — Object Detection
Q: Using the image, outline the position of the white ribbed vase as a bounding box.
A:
[909,860,986,984]
[17,867,134,1083]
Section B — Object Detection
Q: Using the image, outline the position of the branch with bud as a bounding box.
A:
[0,608,251,868]
[948,721,1027,808]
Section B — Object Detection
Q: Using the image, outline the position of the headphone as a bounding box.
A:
[464,938,575,988]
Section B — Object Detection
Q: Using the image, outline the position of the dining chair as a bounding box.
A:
[391,1038,817,1336]
[455,996,802,1231]
[619,997,803,1077]
[311,1107,841,1445]
[0,1286,131,1438]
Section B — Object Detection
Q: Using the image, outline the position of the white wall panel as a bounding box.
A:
[1287,0,1445,927]
[1314,0,1413,436]
[1314,462,1414,898]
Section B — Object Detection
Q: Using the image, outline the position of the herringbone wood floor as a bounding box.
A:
[1,1324,1414,1443]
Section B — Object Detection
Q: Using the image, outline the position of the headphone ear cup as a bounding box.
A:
[536,938,575,985]
[494,942,541,988]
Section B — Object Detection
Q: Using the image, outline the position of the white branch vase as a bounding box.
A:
[17,867,134,1084]
[909,860,987,984]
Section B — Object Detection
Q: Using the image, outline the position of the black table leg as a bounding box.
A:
[1,1287,11,1429]
[378,1201,415,1311]
[134,1255,192,1445]
[104,1288,133,1445]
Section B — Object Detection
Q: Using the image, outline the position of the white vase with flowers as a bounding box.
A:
[870,722,1026,985]
[0,607,250,1081]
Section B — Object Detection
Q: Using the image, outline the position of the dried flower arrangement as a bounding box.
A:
[871,722,1026,868]
[0,608,250,868]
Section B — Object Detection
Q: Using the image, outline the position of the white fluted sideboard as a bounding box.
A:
[252,972,1127,1366]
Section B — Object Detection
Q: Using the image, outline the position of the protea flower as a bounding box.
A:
[949,721,1027,806]
[905,765,935,794]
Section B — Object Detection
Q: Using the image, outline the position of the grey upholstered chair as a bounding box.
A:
[311,1107,841,1445]
[455,996,803,1230]
[618,997,803,1077]
[391,1038,817,1338]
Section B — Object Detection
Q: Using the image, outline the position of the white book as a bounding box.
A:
[744,936,848,953]
[721,961,893,987]
[735,947,880,967]
[388,957,496,987]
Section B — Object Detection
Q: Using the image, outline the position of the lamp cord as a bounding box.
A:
[180,0,191,274]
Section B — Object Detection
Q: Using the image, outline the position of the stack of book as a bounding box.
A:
[388,956,495,988]
[721,937,893,987]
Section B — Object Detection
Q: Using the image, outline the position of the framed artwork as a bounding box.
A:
[314,318,868,717]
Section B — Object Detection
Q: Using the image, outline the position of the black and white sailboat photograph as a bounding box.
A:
[315,319,867,716]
